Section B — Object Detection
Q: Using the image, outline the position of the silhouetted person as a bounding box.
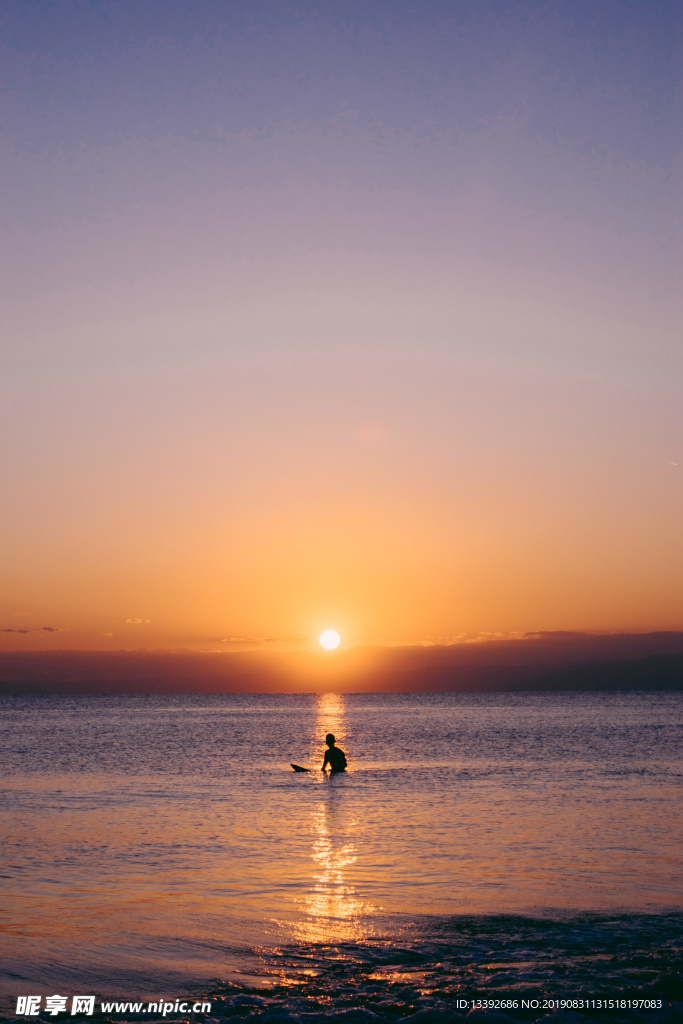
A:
[322,733,347,773]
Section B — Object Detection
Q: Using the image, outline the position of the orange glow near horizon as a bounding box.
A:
[1,455,681,657]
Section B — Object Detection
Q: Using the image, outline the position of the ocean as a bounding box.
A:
[1,691,681,1022]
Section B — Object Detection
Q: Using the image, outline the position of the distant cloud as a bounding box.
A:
[409,632,524,647]
[220,637,279,643]
[1,625,60,634]
[126,618,151,624]
[216,637,308,647]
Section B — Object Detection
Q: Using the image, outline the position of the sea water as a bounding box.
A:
[1,691,681,1021]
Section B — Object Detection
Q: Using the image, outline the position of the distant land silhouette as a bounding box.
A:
[0,632,682,694]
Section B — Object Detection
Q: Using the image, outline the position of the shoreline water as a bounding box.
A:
[3,911,682,1022]
[3,911,682,1021]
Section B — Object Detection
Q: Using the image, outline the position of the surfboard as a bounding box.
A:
[291,763,310,772]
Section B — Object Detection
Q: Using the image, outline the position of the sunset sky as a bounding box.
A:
[1,0,681,655]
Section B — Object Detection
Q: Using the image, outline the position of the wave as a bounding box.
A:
[207,912,682,1022]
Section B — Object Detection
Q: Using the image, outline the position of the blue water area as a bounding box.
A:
[0,692,681,1022]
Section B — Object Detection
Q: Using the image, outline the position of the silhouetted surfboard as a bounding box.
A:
[291,763,310,772]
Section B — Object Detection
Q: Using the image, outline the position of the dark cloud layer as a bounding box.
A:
[0,632,681,695]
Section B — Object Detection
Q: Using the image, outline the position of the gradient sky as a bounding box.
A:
[1,0,681,654]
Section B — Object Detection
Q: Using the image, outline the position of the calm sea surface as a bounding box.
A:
[1,692,682,1021]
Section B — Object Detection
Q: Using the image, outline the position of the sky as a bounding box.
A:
[1,0,681,657]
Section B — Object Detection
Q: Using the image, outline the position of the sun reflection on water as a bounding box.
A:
[303,800,365,934]
[290,693,372,943]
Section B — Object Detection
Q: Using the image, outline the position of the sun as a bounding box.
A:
[319,630,341,650]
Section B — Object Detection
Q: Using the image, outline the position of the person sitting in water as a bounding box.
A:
[321,733,347,772]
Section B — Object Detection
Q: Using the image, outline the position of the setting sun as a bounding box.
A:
[319,630,341,650]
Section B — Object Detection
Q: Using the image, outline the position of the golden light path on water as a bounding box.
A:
[291,693,370,944]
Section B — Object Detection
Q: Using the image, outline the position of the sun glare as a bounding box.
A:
[319,630,341,650]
